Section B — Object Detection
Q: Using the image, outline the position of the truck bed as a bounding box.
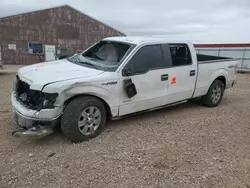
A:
[197,54,233,63]
[193,54,237,98]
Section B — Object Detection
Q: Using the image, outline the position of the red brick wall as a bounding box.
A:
[0,5,124,65]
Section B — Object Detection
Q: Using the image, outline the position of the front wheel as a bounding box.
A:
[61,96,107,143]
[202,80,225,107]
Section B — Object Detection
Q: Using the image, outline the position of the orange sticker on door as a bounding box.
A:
[171,76,177,84]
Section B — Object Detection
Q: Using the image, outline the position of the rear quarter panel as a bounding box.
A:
[193,60,237,97]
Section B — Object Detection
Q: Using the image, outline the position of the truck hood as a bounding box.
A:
[18,59,104,90]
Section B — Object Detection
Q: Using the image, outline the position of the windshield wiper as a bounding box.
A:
[79,61,98,69]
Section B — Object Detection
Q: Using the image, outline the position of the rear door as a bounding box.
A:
[164,44,197,103]
[118,44,171,116]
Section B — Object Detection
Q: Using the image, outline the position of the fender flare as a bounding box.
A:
[205,68,228,93]
[58,84,119,117]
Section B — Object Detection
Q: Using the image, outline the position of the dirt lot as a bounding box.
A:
[0,73,250,188]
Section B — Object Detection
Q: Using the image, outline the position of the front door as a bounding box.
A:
[118,44,171,116]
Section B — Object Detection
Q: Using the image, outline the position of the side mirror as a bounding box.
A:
[122,66,132,76]
[123,79,137,98]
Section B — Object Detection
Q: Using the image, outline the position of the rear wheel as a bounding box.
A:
[61,96,107,143]
[202,80,225,107]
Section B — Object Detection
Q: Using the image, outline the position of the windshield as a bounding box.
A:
[67,40,135,72]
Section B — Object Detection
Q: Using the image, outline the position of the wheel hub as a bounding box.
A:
[211,85,221,103]
[77,106,101,136]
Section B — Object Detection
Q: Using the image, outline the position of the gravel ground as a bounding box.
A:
[0,73,250,188]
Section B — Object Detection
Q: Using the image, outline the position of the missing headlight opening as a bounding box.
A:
[15,75,58,111]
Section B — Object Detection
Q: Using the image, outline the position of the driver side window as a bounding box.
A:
[125,44,165,75]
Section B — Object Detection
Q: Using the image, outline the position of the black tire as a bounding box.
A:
[202,80,225,107]
[61,96,107,143]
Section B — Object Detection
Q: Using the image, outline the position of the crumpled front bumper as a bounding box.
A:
[12,125,54,138]
[11,92,63,138]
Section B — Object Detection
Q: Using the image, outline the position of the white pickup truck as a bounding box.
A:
[11,37,237,143]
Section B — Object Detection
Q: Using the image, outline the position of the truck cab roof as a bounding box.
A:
[103,36,192,45]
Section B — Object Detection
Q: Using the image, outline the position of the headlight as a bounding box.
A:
[27,91,58,110]
[42,93,58,109]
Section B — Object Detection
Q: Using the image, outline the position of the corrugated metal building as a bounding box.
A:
[0,5,124,65]
[195,44,250,73]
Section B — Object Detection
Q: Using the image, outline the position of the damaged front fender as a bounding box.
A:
[42,81,119,117]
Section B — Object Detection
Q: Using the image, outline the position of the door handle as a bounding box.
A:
[161,74,168,81]
[190,70,196,76]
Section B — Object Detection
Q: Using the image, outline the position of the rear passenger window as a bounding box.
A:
[127,44,166,74]
[169,44,192,66]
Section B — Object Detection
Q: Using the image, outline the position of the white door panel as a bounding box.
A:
[166,64,197,103]
[166,44,197,103]
[118,44,171,116]
[118,43,198,116]
[119,69,169,116]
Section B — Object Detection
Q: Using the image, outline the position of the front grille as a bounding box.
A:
[15,75,30,95]
[15,75,44,110]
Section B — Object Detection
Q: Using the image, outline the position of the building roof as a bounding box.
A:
[194,43,250,48]
[104,36,191,45]
[0,5,124,35]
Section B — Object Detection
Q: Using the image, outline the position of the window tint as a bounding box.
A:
[127,44,165,74]
[169,44,192,66]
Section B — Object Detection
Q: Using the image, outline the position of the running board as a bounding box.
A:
[112,100,188,120]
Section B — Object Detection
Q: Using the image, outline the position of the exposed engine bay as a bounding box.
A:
[15,75,58,111]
